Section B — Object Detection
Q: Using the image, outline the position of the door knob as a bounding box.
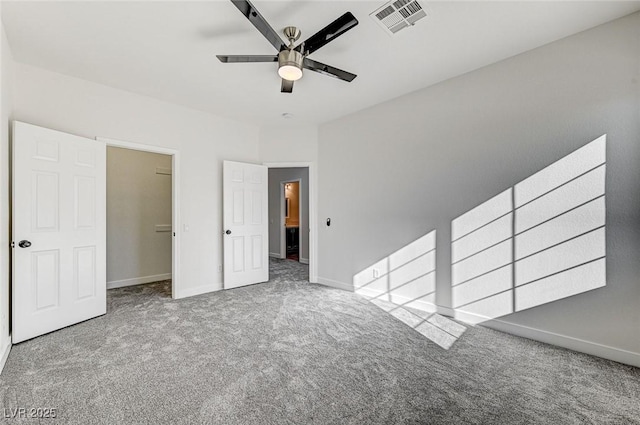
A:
[18,240,32,248]
[225,230,232,235]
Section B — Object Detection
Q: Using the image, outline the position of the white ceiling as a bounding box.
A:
[3,1,640,125]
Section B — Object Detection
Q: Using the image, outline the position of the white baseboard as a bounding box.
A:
[350,288,639,368]
[175,283,220,299]
[316,277,353,291]
[355,287,440,314]
[451,309,493,325]
[437,305,456,317]
[480,317,640,368]
[300,257,309,265]
[354,287,382,298]
[107,273,172,289]
[451,308,640,368]
[269,252,283,259]
[0,336,11,374]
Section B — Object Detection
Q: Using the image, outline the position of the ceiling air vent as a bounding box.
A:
[370,0,427,35]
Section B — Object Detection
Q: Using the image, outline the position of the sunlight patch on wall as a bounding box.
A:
[354,230,467,349]
[452,135,607,324]
[513,135,606,312]
[452,189,514,323]
[353,230,436,312]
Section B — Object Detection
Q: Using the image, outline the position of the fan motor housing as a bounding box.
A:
[278,49,303,70]
[278,49,304,81]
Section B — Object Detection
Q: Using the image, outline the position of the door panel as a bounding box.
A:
[232,237,244,272]
[251,235,262,270]
[75,246,96,299]
[33,171,59,231]
[74,176,96,229]
[33,250,60,310]
[223,161,268,289]
[13,121,106,343]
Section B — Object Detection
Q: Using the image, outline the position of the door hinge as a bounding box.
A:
[11,241,14,248]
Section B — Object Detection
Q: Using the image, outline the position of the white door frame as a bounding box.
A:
[280,178,302,261]
[264,162,317,283]
[97,137,180,299]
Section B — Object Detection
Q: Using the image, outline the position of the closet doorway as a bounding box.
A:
[106,147,173,296]
[97,137,184,299]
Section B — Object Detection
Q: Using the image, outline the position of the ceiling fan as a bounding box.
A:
[216,0,359,93]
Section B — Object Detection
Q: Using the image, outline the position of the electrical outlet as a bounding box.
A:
[373,269,380,278]
[218,265,223,273]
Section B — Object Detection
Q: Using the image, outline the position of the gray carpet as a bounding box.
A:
[1,258,639,424]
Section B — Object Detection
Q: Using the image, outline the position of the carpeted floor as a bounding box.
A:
[1,258,639,424]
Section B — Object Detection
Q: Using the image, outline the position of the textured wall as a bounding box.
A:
[318,12,640,359]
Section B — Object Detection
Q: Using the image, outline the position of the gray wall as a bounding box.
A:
[107,147,172,284]
[268,168,309,262]
[318,12,640,356]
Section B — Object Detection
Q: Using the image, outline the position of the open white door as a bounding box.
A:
[12,122,106,343]
[223,161,268,289]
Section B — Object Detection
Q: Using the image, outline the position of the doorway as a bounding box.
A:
[99,137,180,299]
[106,147,173,296]
[267,166,313,280]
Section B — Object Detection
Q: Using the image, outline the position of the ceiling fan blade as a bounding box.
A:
[281,79,294,93]
[303,58,357,82]
[230,0,286,52]
[296,12,358,56]
[217,55,278,63]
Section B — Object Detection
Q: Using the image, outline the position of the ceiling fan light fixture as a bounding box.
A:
[278,49,303,81]
[218,1,359,93]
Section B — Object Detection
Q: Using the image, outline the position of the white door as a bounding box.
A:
[12,121,106,343]
[223,161,268,289]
